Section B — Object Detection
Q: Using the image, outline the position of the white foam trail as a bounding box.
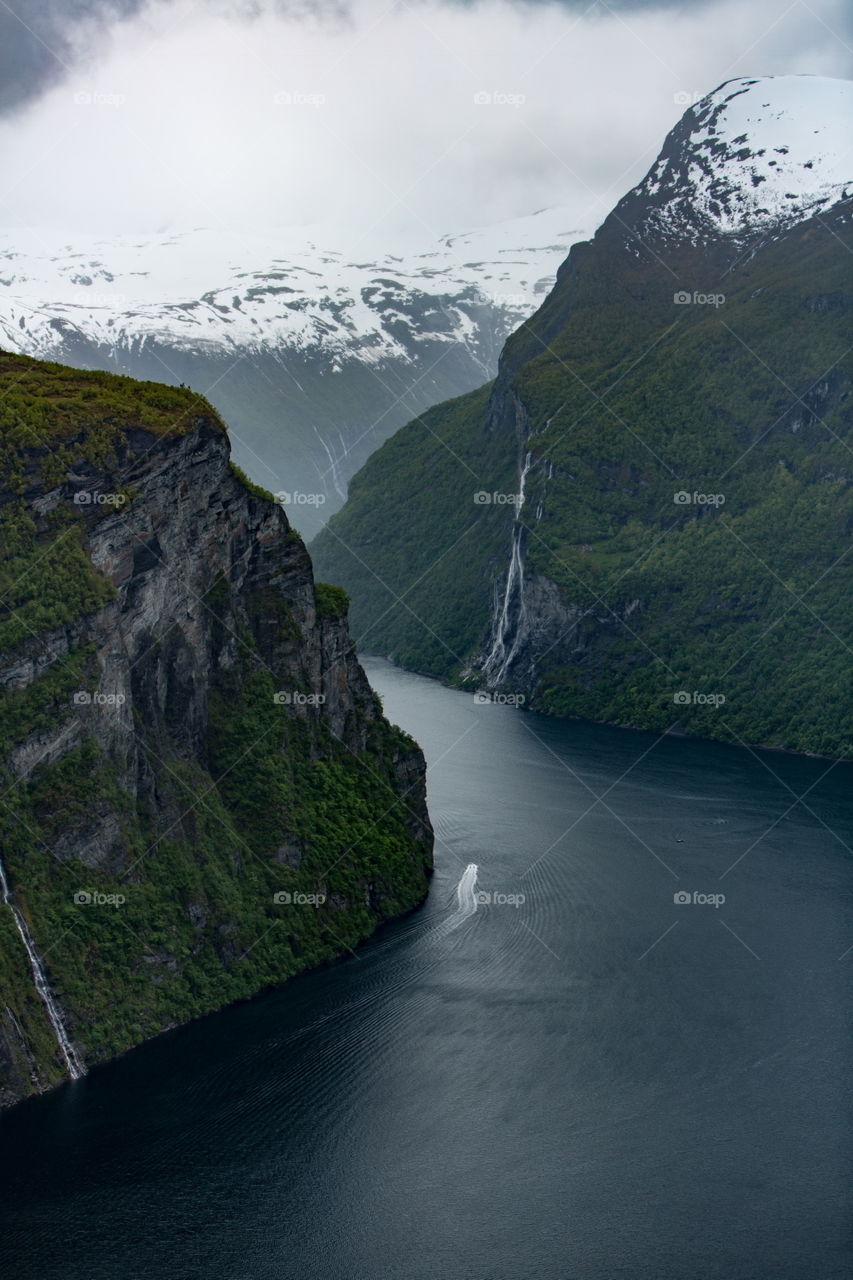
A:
[437,863,479,935]
[456,863,478,912]
[0,856,84,1079]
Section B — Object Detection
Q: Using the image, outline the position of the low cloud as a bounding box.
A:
[0,0,850,247]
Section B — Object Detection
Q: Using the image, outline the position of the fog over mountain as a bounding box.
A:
[1,0,851,248]
[0,0,791,116]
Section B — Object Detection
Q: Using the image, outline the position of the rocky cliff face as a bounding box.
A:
[0,352,432,1109]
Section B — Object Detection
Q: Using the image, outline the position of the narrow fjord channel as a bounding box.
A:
[1,658,850,1280]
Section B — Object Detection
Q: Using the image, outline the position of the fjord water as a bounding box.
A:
[2,659,850,1280]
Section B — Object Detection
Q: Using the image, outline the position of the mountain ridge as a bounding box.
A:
[312,74,853,758]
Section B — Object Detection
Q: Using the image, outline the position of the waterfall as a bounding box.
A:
[0,857,84,1080]
[4,1002,40,1088]
[313,425,347,500]
[482,451,532,686]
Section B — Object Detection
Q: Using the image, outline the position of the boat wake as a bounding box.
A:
[436,863,479,936]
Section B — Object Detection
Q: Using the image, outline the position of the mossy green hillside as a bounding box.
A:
[1,668,427,1077]
[0,350,227,661]
[0,350,431,1104]
[312,208,853,757]
[0,348,226,449]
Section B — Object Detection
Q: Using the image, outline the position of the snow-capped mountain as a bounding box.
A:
[0,209,584,362]
[313,73,853,757]
[0,208,587,534]
[624,75,852,245]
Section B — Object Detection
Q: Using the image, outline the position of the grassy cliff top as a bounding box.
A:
[0,349,226,449]
[0,350,228,657]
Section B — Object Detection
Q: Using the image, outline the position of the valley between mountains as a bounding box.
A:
[0,72,850,1117]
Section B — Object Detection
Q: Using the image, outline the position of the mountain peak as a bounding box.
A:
[625,74,852,244]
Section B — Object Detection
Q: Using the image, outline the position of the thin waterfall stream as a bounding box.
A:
[482,450,531,685]
[0,856,84,1080]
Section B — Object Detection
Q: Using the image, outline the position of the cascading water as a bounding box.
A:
[313,425,348,500]
[0,856,84,1080]
[482,451,532,687]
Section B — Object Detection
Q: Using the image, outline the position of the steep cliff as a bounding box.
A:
[313,77,853,757]
[0,351,433,1109]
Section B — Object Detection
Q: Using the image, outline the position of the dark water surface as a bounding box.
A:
[2,658,851,1279]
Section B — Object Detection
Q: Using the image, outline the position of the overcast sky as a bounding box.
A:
[1,0,851,250]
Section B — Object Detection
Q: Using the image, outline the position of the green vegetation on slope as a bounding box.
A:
[0,348,226,448]
[312,210,853,757]
[313,382,515,671]
[1,666,426,1075]
[313,582,349,620]
[0,504,115,652]
[0,351,431,1101]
